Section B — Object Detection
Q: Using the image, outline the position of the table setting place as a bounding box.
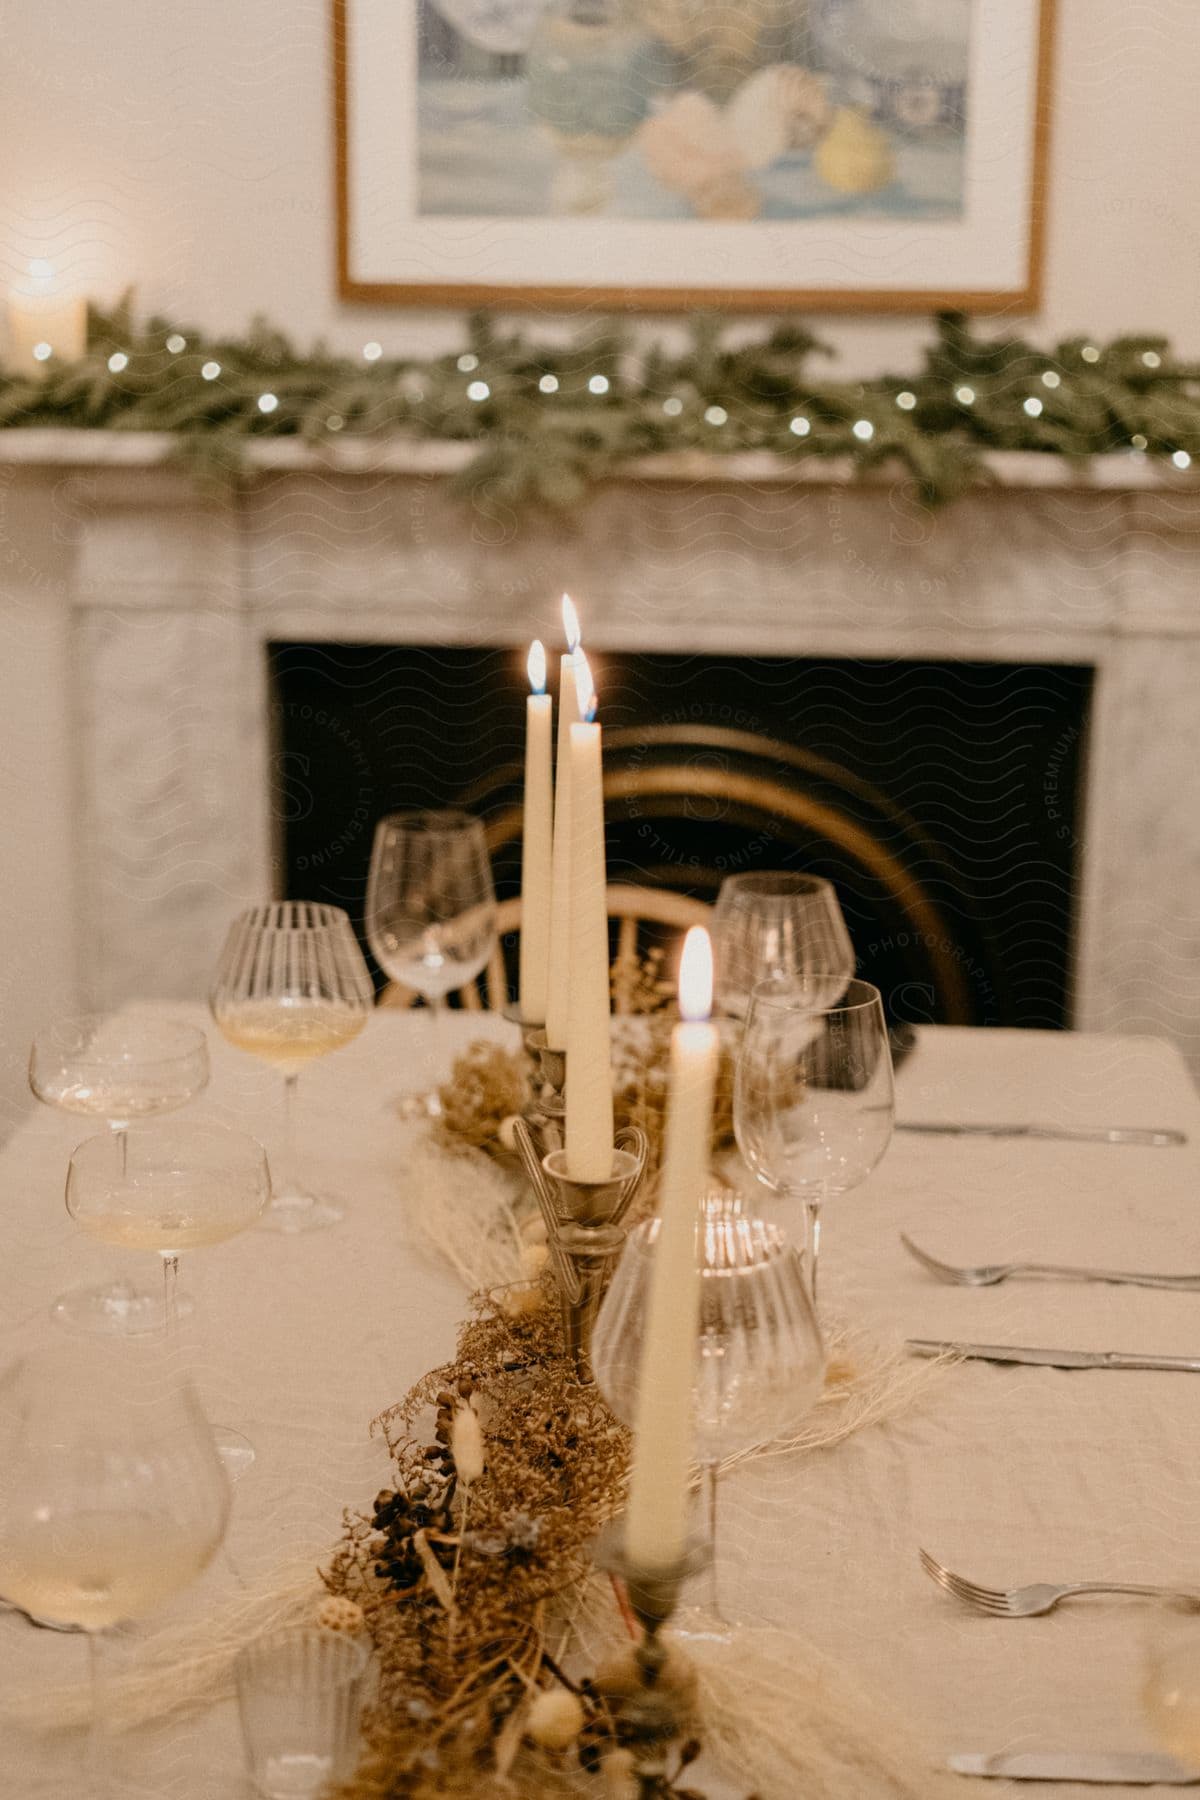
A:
[4,606,1200,1800]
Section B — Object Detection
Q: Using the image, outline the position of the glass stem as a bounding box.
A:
[705,1459,722,1619]
[427,996,446,1114]
[162,1253,180,1339]
[86,1629,111,1795]
[281,1071,299,1194]
[806,1201,822,1307]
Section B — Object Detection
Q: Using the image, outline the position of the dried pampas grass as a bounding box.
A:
[690,1625,960,1800]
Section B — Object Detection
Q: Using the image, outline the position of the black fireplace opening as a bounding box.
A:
[268,644,1091,1030]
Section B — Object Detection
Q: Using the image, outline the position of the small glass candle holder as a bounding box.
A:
[235,1628,370,1798]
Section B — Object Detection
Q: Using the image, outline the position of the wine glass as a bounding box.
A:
[712,873,854,1020]
[66,1120,271,1475]
[210,903,375,1232]
[592,1195,826,1624]
[734,978,895,1301]
[365,811,498,1118]
[1145,1619,1200,1767]
[30,1013,210,1335]
[0,1342,229,1784]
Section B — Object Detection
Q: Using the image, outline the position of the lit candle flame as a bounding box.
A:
[562,593,581,653]
[678,926,713,1023]
[527,639,546,694]
[573,648,597,723]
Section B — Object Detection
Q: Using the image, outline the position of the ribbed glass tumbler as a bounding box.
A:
[235,1628,370,1798]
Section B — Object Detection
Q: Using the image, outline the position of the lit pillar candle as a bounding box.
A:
[545,594,582,1051]
[519,640,553,1024]
[564,650,615,1180]
[625,927,718,1570]
[6,260,87,376]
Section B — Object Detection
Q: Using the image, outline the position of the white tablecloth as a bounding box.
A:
[3,1015,1199,1797]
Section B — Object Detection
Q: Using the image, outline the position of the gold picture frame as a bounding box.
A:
[334,0,1055,313]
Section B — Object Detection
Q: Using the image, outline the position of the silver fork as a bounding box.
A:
[901,1234,1200,1291]
[919,1548,1200,1618]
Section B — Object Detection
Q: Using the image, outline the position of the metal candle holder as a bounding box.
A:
[519,1023,566,1145]
[593,1522,712,1795]
[511,1099,647,1383]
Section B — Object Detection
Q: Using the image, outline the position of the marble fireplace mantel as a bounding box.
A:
[4,430,1199,1071]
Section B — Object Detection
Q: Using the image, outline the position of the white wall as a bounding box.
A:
[2,1,1200,369]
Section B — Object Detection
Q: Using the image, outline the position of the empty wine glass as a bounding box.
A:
[67,1120,271,1475]
[365,811,497,1118]
[0,1342,229,1786]
[592,1195,826,1623]
[30,1013,210,1336]
[734,979,894,1301]
[712,873,854,1020]
[210,903,375,1232]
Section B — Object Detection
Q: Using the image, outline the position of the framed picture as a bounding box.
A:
[334,0,1054,312]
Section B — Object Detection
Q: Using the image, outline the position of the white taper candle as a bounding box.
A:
[624,926,718,1570]
[564,651,615,1180]
[545,596,582,1050]
[518,641,553,1024]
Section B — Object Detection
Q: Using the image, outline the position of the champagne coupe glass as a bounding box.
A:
[712,873,854,1020]
[210,903,375,1233]
[365,811,498,1118]
[734,978,895,1301]
[0,1342,229,1788]
[66,1119,271,1475]
[592,1195,826,1624]
[30,1013,210,1335]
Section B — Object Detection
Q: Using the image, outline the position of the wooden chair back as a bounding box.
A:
[379,883,710,1012]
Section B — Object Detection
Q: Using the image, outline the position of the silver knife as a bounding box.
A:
[950,1751,1200,1784]
[908,1340,1200,1372]
[897,1122,1186,1146]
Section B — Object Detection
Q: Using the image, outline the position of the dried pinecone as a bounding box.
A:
[370,1481,455,1596]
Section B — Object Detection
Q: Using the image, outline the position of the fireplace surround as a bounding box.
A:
[5,431,1199,1071]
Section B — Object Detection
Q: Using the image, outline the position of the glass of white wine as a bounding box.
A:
[365,811,497,1118]
[0,1342,229,1786]
[210,903,375,1232]
[66,1120,271,1475]
[30,1013,210,1336]
[1145,1619,1200,1771]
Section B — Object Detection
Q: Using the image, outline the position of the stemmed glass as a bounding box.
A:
[0,1343,229,1788]
[592,1195,826,1624]
[734,978,895,1301]
[712,873,854,1020]
[210,903,375,1232]
[66,1120,271,1474]
[30,1014,210,1335]
[365,811,498,1118]
[1144,1620,1200,1767]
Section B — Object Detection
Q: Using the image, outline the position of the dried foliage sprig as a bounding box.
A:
[323,1295,733,1798]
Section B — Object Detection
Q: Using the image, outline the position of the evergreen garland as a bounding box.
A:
[2,296,1198,510]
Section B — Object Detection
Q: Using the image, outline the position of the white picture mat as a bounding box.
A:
[345,0,1042,297]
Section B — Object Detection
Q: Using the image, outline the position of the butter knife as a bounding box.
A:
[950,1751,1200,1783]
[897,1122,1186,1146]
[908,1341,1200,1372]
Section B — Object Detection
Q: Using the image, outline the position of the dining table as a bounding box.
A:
[2,1009,1199,1798]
